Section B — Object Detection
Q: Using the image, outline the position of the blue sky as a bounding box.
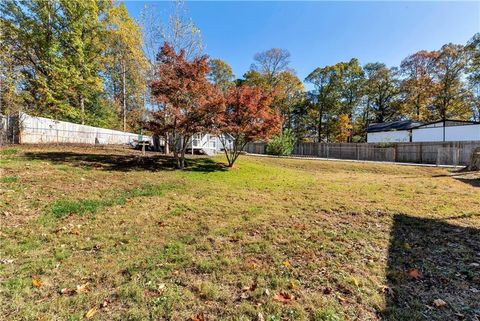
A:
[125,1,479,82]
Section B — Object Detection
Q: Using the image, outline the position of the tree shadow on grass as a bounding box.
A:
[430,171,480,188]
[383,214,480,320]
[22,151,227,173]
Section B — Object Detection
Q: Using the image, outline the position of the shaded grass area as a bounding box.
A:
[22,150,226,173]
[385,215,480,320]
[0,145,479,320]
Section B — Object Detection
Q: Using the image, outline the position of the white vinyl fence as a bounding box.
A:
[1,113,150,146]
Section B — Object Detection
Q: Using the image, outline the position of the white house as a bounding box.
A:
[366,120,422,143]
[189,133,234,156]
[367,119,480,143]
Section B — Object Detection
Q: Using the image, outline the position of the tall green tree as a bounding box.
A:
[363,63,400,123]
[335,58,364,141]
[305,65,342,142]
[207,58,235,93]
[466,33,480,121]
[431,43,471,120]
[0,20,25,115]
[399,50,437,121]
[337,58,365,119]
[58,0,108,124]
[105,2,148,131]
[1,0,69,118]
[274,71,305,130]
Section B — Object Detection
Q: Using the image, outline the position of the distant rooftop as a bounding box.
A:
[367,120,423,133]
[367,119,480,133]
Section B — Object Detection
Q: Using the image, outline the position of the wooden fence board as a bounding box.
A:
[245,141,480,166]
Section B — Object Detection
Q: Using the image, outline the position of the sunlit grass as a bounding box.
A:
[0,145,479,320]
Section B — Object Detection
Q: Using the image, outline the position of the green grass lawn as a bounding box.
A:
[1,145,479,320]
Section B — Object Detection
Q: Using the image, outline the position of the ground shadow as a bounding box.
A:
[383,214,480,320]
[431,170,480,188]
[22,151,227,173]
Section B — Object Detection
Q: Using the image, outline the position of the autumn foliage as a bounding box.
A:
[219,85,282,167]
[148,43,224,168]
[148,43,280,169]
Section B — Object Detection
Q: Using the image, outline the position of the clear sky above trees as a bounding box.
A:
[125,1,479,82]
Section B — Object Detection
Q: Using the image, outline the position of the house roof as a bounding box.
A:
[368,119,480,133]
[367,120,423,133]
[416,119,480,128]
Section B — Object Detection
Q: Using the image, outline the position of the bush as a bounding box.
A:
[266,129,296,156]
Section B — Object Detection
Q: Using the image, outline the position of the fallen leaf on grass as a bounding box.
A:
[273,292,294,303]
[60,288,76,296]
[32,277,42,288]
[76,282,90,293]
[85,307,97,319]
[0,258,14,264]
[191,313,205,321]
[336,294,347,302]
[101,300,109,309]
[433,298,447,308]
[242,282,257,292]
[257,312,265,321]
[407,269,421,279]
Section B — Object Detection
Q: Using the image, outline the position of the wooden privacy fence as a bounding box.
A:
[244,141,480,166]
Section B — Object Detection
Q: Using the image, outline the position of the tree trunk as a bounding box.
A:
[466,147,480,171]
[165,133,170,154]
[122,63,127,132]
[318,105,324,143]
[80,95,85,125]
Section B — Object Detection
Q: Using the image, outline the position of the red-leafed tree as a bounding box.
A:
[148,43,224,169]
[219,85,282,167]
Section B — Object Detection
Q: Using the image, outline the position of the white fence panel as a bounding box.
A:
[17,113,149,145]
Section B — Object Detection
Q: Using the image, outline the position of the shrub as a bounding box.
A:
[266,129,296,156]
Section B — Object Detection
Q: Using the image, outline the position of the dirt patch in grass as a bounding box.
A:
[1,145,479,320]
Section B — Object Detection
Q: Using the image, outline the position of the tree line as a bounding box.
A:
[1,1,478,149]
[222,35,479,143]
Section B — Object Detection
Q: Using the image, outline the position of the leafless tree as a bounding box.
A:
[251,48,291,84]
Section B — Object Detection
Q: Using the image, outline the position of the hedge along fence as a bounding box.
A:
[244,141,480,166]
[1,113,150,146]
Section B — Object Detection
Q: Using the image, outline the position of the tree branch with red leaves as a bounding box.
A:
[147,43,224,169]
[219,85,282,167]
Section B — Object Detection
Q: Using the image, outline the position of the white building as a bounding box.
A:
[189,133,233,156]
[367,120,480,143]
[366,120,421,143]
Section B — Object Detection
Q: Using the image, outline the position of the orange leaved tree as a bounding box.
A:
[148,43,224,169]
[219,85,282,167]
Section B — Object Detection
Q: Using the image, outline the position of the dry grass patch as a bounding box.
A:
[1,145,479,320]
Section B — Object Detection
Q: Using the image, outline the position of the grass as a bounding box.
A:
[0,175,18,183]
[47,183,175,218]
[0,145,479,320]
